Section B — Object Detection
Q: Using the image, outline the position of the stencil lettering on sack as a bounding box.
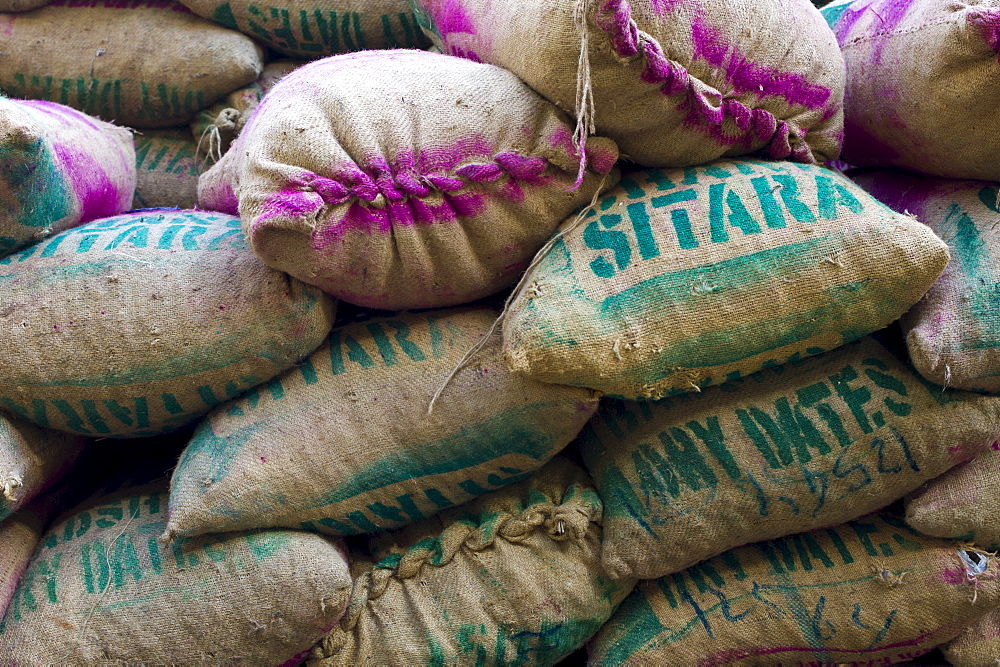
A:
[640,517,921,653]
[3,75,205,124]
[0,379,260,436]
[0,492,286,630]
[582,161,864,278]
[134,135,198,176]
[218,4,423,54]
[299,466,532,535]
[589,356,918,521]
[0,213,244,264]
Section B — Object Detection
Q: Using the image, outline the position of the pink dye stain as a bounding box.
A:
[968,6,1000,60]
[0,16,15,36]
[429,0,477,36]
[258,138,562,248]
[260,457,267,462]
[942,567,967,586]
[52,141,125,222]
[852,169,936,219]
[689,15,831,109]
[992,441,999,451]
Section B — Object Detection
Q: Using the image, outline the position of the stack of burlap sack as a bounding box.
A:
[1,0,1000,663]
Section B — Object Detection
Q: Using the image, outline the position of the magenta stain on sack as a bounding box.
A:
[833,0,913,61]
[52,144,125,222]
[0,16,15,36]
[942,567,968,586]
[647,0,683,16]
[853,169,935,219]
[689,15,830,109]
[547,127,618,175]
[968,6,1000,58]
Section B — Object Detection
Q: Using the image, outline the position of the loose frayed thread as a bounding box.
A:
[2,475,22,503]
[426,174,609,415]
[956,545,997,604]
[571,0,598,189]
[194,107,241,173]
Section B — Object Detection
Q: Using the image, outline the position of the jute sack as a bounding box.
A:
[0,0,48,10]
[945,609,1000,666]
[0,0,264,128]
[502,159,949,400]
[579,336,1000,580]
[189,60,301,163]
[822,0,1000,180]
[590,513,1000,665]
[166,306,600,539]
[180,0,428,58]
[0,507,46,623]
[407,0,844,168]
[853,170,1000,392]
[198,49,620,310]
[307,457,637,665]
[0,480,353,664]
[0,414,85,523]
[906,446,1000,551]
[131,129,199,209]
[1,98,135,258]
[0,208,335,438]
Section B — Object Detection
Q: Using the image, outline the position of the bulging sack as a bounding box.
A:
[132,129,199,209]
[166,307,599,539]
[1,98,135,258]
[409,0,844,168]
[503,159,949,400]
[0,414,85,523]
[180,0,428,58]
[854,170,1000,393]
[579,336,1000,579]
[822,0,1000,180]
[0,481,353,664]
[590,513,1000,665]
[906,446,1000,551]
[307,457,636,665]
[945,609,1000,666]
[0,208,335,438]
[198,49,620,310]
[0,0,264,128]
[0,507,46,623]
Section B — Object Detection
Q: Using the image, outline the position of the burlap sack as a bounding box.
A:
[906,446,1000,551]
[590,513,1000,665]
[189,60,301,163]
[0,480,353,664]
[580,336,1000,580]
[307,457,636,665]
[408,0,844,168]
[198,49,620,310]
[1,98,135,258]
[0,0,264,128]
[180,0,428,58]
[0,208,335,438]
[0,414,85,523]
[132,129,199,209]
[853,170,1000,393]
[822,0,1000,180]
[0,0,48,10]
[503,159,949,400]
[945,609,1000,666]
[0,507,46,623]
[166,307,600,539]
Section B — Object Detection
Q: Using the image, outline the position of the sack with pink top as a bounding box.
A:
[408,0,845,168]
[198,49,619,310]
[1,97,135,257]
[822,0,1000,180]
